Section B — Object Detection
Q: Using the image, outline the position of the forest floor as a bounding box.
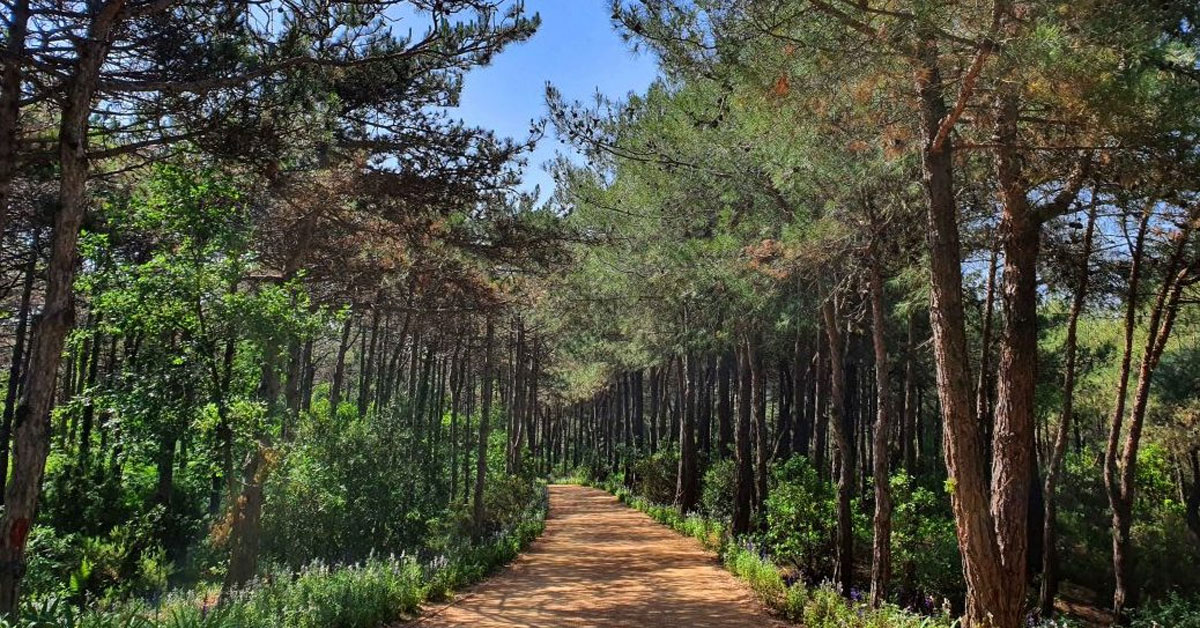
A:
[407,484,784,627]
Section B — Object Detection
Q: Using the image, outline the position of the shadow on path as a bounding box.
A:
[407,484,784,628]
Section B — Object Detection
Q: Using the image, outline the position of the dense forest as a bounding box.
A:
[1,0,1199,627]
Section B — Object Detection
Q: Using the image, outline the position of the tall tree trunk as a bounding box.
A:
[1040,204,1096,616]
[776,359,792,459]
[717,351,734,458]
[77,322,103,464]
[472,318,495,538]
[676,353,699,511]
[329,312,354,414]
[222,340,282,598]
[793,335,810,457]
[901,314,918,472]
[450,342,464,501]
[823,298,855,598]
[0,0,29,240]
[698,357,713,459]
[986,87,1041,628]
[814,324,829,478]
[732,342,754,535]
[751,339,768,518]
[1106,216,1192,617]
[357,303,381,418]
[915,38,1013,628]
[976,245,999,434]
[868,254,894,607]
[633,370,645,453]
[0,3,124,611]
[1,238,36,502]
[300,338,315,413]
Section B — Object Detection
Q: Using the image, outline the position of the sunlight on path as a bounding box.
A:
[408,484,784,628]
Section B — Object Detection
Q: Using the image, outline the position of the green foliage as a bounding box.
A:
[889,472,962,602]
[761,457,835,581]
[700,458,736,520]
[4,487,547,628]
[1130,593,1200,628]
[632,450,678,504]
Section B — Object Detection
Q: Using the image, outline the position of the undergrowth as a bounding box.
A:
[2,485,548,628]
[581,476,953,627]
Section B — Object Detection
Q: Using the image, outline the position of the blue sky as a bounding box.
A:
[452,1,661,202]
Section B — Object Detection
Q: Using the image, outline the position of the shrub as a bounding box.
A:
[633,450,678,504]
[1130,593,1200,628]
[700,459,736,520]
[889,472,962,604]
[762,456,835,581]
[5,485,547,628]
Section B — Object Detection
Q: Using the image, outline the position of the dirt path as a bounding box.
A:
[410,484,783,628]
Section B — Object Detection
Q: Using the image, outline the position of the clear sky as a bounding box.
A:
[452,1,661,203]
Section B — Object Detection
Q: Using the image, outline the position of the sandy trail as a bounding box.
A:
[409,484,783,627]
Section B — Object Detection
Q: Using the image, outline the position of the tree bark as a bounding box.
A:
[0,0,29,240]
[357,303,381,418]
[0,3,125,612]
[868,254,894,608]
[901,314,918,472]
[750,339,768,518]
[676,353,700,512]
[823,298,855,598]
[914,36,1009,628]
[987,87,1041,627]
[732,342,754,535]
[793,335,810,457]
[717,351,734,458]
[329,312,354,414]
[1106,216,1192,617]
[1040,203,1096,616]
[472,317,495,537]
[1,238,36,502]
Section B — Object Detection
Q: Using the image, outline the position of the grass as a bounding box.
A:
[5,487,548,628]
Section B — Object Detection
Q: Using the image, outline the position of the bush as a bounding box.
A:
[889,472,962,604]
[3,486,548,628]
[700,459,736,520]
[632,450,678,505]
[262,411,454,567]
[1130,593,1200,628]
[762,457,835,581]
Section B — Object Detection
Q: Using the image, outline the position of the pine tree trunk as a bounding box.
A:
[823,298,855,598]
[751,339,768,519]
[901,314,918,472]
[814,325,829,478]
[676,353,699,511]
[357,303,381,418]
[472,318,495,537]
[1,239,36,502]
[0,6,121,609]
[0,0,28,241]
[1107,218,1192,617]
[717,352,734,458]
[991,118,1040,618]
[915,38,1013,628]
[732,342,754,535]
[1040,204,1096,616]
[868,256,893,608]
[329,312,354,414]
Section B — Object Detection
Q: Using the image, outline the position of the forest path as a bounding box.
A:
[408,484,784,627]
